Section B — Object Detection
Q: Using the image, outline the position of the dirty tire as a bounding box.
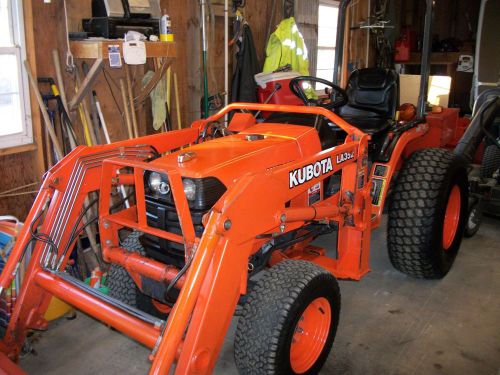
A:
[107,232,163,317]
[388,148,468,279]
[234,260,340,375]
[480,145,500,178]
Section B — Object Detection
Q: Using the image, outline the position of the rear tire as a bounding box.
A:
[234,260,340,375]
[388,148,468,279]
[480,145,500,178]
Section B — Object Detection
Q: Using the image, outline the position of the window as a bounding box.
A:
[316,1,339,89]
[0,0,31,149]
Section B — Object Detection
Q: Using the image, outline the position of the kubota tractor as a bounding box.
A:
[1,1,500,374]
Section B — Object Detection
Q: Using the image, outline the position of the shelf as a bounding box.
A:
[403,52,461,66]
[70,39,177,60]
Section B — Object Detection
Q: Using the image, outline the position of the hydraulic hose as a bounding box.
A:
[454,97,500,163]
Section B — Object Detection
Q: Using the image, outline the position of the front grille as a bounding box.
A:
[141,198,208,268]
[142,174,226,267]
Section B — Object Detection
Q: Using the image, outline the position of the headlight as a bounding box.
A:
[183,178,196,201]
[148,172,170,195]
[145,174,226,210]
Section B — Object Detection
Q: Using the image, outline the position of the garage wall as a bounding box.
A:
[0,0,63,219]
[0,0,283,220]
[295,0,319,76]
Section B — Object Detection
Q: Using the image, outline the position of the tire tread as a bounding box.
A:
[234,260,340,375]
[388,148,466,278]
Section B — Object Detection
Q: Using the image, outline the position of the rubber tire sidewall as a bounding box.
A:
[235,261,341,375]
[388,149,469,278]
[107,232,167,319]
[426,161,468,275]
[276,276,340,375]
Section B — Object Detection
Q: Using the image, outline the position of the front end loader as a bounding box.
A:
[1,0,497,373]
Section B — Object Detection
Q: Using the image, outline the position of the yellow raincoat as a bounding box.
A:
[263,17,310,75]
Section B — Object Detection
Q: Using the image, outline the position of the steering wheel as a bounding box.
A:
[289,76,348,110]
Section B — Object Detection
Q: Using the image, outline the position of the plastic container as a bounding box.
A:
[85,275,109,295]
[255,71,303,108]
[44,297,73,321]
[159,13,174,42]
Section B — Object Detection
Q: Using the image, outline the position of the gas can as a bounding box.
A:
[394,36,410,62]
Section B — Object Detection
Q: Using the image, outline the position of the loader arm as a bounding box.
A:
[0,103,373,374]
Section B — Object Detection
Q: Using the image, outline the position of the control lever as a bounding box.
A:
[254,83,282,118]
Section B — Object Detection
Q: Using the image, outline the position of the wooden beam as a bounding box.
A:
[0,143,37,157]
[69,40,176,59]
[69,58,104,111]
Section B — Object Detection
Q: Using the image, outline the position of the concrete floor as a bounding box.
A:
[21,216,500,375]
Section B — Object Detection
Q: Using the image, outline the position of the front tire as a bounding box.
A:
[388,148,468,279]
[107,232,166,318]
[234,260,340,375]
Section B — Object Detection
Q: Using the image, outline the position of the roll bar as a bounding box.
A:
[332,0,435,118]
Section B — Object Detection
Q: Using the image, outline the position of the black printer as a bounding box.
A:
[83,0,160,39]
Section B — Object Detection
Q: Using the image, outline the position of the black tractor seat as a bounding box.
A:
[337,68,399,136]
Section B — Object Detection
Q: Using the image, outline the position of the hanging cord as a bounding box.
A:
[164,252,194,306]
[63,0,75,73]
[0,182,40,199]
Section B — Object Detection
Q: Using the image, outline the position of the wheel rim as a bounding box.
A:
[467,206,478,230]
[152,299,171,314]
[443,185,461,249]
[290,297,331,374]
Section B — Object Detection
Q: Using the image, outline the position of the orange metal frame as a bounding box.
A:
[0,103,449,374]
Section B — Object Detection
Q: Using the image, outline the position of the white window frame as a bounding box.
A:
[316,0,339,85]
[0,0,32,149]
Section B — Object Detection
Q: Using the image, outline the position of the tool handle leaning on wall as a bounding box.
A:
[24,60,64,160]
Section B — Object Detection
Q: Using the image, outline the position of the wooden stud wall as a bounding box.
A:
[0,0,283,220]
[347,0,374,70]
[0,0,361,220]
[0,0,62,219]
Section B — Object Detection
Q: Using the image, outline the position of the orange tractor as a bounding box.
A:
[1,1,499,374]
[0,100,483,375]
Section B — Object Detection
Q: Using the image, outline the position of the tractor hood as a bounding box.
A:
[149,123,322,186]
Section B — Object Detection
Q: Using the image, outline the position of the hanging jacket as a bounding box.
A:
[231,24,260,103]
[263,17,310,75]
